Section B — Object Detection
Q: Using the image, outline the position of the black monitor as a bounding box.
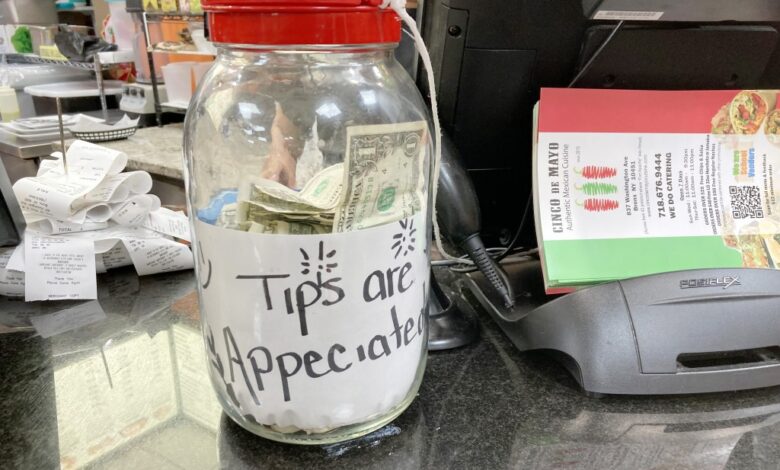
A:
[421,0,780,244]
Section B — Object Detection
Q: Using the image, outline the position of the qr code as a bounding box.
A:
[730,185,764,219]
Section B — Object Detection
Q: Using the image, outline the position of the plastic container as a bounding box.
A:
[161,62,195,103]
[28,26,58,56]
[104,1,136,51]
[190,23,217,55]
[38,44,68,60]
[191,62,211,89]
[0,86,20,122]
[185,0,432,445]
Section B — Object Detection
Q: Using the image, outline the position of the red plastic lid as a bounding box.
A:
[201,0,401,46]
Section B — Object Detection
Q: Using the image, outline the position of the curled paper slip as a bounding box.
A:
[61,225,193,276]
[37,155,63,177]
[38,141,127,181]
[75,203,113,224]
[84,171,153,204]
[60,225,162,254]
[13,141,129,221]
[143,207,192,241]
[110,194,161,226]
[95,253,107,274]
[15,178,102,222]
[63,140,128,177]
[64,226,193,275]
[4,224,193,301]
[27,219,108,235]
[124,236,194,276]
[100,242,134,270]
[0,247,24,297]
[71,173,154,224]
[6,243,24,272]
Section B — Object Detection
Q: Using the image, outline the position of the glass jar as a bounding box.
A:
[185,1,432,444]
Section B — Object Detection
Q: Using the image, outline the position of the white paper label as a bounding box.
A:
[593,10,663,21]
[194,214,428,432]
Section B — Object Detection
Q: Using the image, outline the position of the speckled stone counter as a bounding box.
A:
[1,267,780,469]
[96,124,185,181]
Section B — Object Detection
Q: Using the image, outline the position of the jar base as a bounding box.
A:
[218,386,420,445]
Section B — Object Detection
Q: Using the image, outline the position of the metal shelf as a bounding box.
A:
[150,48,214,56]
[9,51,134,122]
[142,11,212,125]
[11,50,135,70]
[161,101,189,111]
[143,11,204,19]
[13,54,97,70]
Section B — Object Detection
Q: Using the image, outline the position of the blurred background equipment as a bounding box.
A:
[0,153,24,246]
[0,0,58,25]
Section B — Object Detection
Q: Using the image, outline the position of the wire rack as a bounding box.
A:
[12,54,105,70]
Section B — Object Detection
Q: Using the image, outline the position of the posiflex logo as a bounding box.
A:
[679,276,741,290]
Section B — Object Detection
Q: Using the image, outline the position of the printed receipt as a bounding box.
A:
[24,234,97,301]
[61,226,192,275]
[13,141,128,222]
[143,207,192,241]
[125,236,194,276]
[27,219,108,235]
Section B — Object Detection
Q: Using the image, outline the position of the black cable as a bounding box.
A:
[448,248,537,273]
[567,20,624,88]
[461,235,515,307]
[492,256,515,308]
[435,192,534,273]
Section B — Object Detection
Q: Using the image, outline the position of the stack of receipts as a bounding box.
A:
[0,140,193,301]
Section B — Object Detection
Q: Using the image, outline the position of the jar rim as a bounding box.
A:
[213,42,398,52]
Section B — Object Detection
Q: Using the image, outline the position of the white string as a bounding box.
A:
[381,0,464,262]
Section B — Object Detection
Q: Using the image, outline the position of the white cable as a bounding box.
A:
[381,0,464,262]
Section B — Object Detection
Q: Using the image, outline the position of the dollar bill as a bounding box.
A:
[333,121,428,232]
[248,220,331,235]
[248,220,330,235]
[238,201,334,224]
[243,195,324,215]
[217,202,241,230]
[245,163,345,211]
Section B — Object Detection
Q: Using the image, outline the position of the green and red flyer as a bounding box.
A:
[534,88,780,293]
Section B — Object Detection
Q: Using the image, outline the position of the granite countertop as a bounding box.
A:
[94,124,185,181]
[2,268,780,469]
